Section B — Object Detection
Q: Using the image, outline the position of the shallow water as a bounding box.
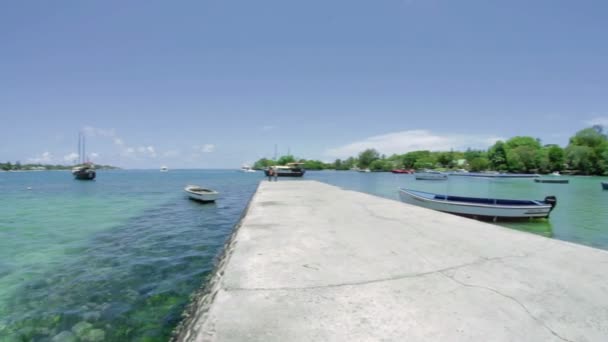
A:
[0,170,258,341]
[1,170,607,341]
[308,171,608,248]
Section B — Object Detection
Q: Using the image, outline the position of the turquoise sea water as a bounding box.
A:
[1,170,607,341]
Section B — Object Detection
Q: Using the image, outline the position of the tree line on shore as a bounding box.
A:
[0,162,119,171]
[253,126,608,175]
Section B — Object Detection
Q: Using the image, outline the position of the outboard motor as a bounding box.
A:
[544,196,557,211]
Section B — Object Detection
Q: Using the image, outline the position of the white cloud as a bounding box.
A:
[193,144,215,153]
[63,152,79,162]
[162,149,181,158]
[90,152,100,159]
[129,145,157,158]
[113,138,124,146]
[325,130,504,158]
[585,117,608,127]
[83,126,116,138]
[28,152,53,163]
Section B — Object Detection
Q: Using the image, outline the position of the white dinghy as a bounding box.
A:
[185,185,219,203]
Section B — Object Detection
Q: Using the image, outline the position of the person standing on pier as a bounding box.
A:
[267,167,275,181]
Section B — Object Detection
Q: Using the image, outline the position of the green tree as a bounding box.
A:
[469,157,490,171]
[565,145,595,174]
[566,127,608,174]
[505,136,542,150]
[253,158,276,169]
[302,160,325,170]
[276,155,296,165]
[488,141,508,171]
[358,149,380,168]
[402,151,431,169]
[369,159,392,171]
[546,145,565,171]
[413,155,436,169]
[569,127,606,149]
[435,152,453,168]
[463,149,483,162]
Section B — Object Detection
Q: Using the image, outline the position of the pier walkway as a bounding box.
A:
[175,181,608,341]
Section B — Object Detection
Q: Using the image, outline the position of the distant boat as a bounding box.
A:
[264,163,305,177]
[398,188,557,220]
[185,185,219,203]
[72,164,96,180]
[73,132,95,180]
[602,182,608,190]
[415,170,447,180]
[534,179,569,184]
[240,165,256,173]
[359,168,371,173]
[160,166,169,172]
[391,169,413,174]
[551,171,561,176]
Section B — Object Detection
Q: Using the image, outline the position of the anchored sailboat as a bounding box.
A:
[72,132,96,180]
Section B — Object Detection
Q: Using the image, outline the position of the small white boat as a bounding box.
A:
[160,166,169,172]
[551,171,561,176]
[398,188,556,220]
[185,185,219,203]
[358,168,371,173]
[415,170,447,180]
[240,165,256,173]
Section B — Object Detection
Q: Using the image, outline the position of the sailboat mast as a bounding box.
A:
[82,134,86,163]
[78,132,81,165]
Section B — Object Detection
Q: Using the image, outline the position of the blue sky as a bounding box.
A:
[1,0,607,168]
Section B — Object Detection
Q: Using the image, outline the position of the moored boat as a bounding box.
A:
[160,166,169,172]
[415,170,447,180]
[240,165,256,173]
[391,169,413,174]
[72,164,96,180]
[264,163,305,177]
[448,172,540,179]
[184,185,219,202]
[534,179,569,184]
[398,188,557,220]
[72,132,95,180]
[602,182,608,190]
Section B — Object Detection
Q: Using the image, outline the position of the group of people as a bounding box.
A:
[267,167,279,181]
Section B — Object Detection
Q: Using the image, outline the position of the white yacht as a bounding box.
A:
[240,165,256,173]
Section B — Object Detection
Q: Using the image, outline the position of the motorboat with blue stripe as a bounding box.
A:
[398,188,557,220]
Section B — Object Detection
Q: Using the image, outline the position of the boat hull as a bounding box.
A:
[72,170,96,180]
[602,182,608,190]
[534,179,569,184]
[264,170,305,177]
[398,189,554,220]
[415,173,447,180]
[185,186,219,202]
[449,172,540,178]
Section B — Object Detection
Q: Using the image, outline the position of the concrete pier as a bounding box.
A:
[175,181,608,341]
